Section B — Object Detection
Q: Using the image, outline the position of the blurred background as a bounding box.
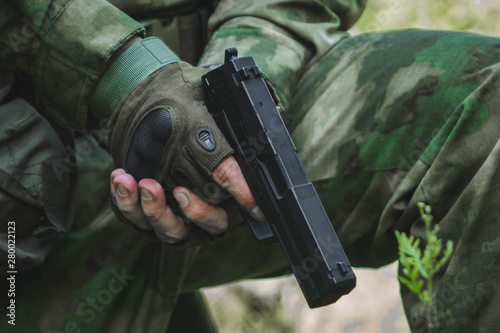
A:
[352,0,500,36]
[202,1,500,332]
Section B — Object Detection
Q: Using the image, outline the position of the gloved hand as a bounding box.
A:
[91,37,264,246]
[108,60,234,206]
[109,154,264,246]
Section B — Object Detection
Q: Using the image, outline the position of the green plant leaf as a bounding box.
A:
[395,202,454,326]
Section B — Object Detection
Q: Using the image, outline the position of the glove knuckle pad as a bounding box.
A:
[126,108,173,180]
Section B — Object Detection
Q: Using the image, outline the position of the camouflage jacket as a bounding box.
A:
[0,0,366,130]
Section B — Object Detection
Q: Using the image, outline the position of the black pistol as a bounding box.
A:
[202,48,356,308]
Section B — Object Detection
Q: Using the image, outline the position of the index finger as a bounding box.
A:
[212,156,266,221]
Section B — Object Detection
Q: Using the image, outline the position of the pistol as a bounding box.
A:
[201,48,356,308]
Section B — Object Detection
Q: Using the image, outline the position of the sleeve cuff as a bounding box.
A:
[33,0,146,130]
[90,37,180,120]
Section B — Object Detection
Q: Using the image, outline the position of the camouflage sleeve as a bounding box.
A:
[0,0,145,130]
[199,0,366,110]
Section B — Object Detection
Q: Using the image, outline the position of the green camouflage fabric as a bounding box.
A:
[199,0,366,110]
[2,0,500,332]
[0,0,145,130]
[0,0,364,129]
[288,30,500,333]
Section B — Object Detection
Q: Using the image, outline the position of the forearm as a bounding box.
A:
[199,0,366,110]
[0,0,146,129]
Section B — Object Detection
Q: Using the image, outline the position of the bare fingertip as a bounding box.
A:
[174,192,189,207]
[250,206,266,222]
[116,184,129,197]
[141,188,153,201]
